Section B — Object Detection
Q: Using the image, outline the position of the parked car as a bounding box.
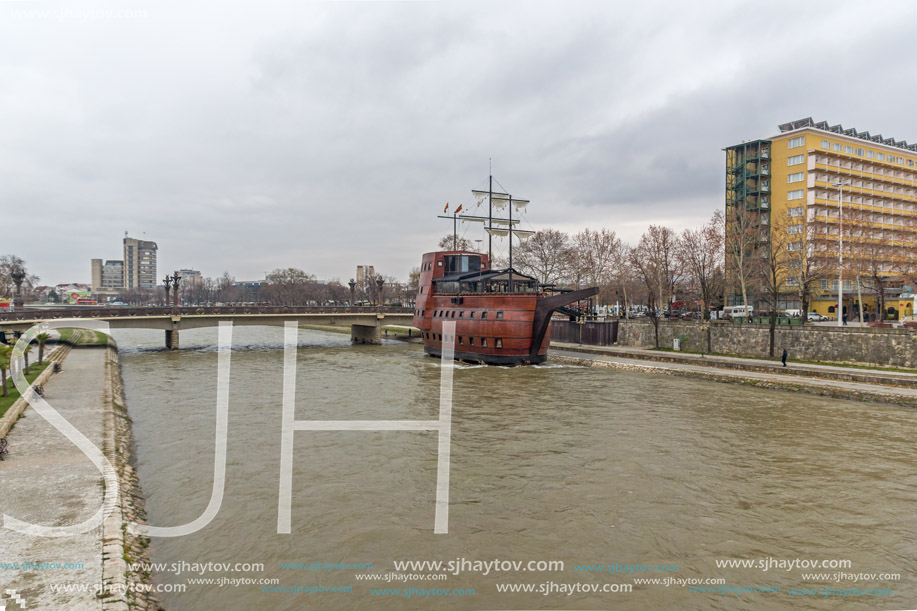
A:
[722,305,754,319]
[807,312,828,322]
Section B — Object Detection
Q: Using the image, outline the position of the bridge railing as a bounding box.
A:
[0,305,414,322]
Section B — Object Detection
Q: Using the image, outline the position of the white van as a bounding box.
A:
[722,305,754,319]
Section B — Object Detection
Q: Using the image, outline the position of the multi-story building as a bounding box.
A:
[355,265,375,286]
[123,236,158,289]
[175,269,202,287]
[90,234,158,300]
[726,118,917,321]
[90,259,124,301]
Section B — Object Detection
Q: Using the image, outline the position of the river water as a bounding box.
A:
[112,326,916,610]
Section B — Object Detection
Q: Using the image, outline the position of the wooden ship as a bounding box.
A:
[412,176,598,364]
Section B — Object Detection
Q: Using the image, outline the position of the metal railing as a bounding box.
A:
[0,305,414,323]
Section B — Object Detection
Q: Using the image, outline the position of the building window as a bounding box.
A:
[878,153,885,161]
[788,136,805,148]
[787,172,804,183]
[788,155,804,166]
[787,224,803,234]
[788,207,804,217]
[866,150,875,159]
[845,145,854,154]
[821,140,831,149]
[855,148,864,156]
[786,278,800,287]
[832,143,841,152]
[787,190,804,200]
[787,241,802,251]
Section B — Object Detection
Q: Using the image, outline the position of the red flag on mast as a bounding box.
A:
[454,204,463,214]
[443,202,449,213]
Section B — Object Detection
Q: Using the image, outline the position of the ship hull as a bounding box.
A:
[423,345,547,365]
[412,250,598,366]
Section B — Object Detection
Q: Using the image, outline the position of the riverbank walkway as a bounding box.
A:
[0,348,106,610]
[552,343,917,408]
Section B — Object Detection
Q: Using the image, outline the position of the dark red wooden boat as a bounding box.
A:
[412,251,597,364]
[412,175,597,364]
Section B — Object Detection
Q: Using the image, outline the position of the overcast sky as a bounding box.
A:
[3,0,917,286]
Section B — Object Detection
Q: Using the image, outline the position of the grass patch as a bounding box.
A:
[55,329,108,345]
[649,346,917,374]
[0,360,52,419]
[299,324,350,335]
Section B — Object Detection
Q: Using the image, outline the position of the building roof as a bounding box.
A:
[777,117,917,152]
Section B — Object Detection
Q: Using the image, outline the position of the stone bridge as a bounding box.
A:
[0,306,416,349]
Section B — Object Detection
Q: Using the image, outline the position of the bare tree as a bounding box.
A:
[758,212,793,357]
[678,211,724,320]
[0,255,39,299]
[629,240,662,347]
[634,225,679,314]
[725,203,761,312]
[782,209,827,324]
[513,228,572,285]
[437,234,474,251]
[263,268,316,306]
[569,228,623,304]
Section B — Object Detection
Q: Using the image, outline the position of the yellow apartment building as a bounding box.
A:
[725,118,917,321]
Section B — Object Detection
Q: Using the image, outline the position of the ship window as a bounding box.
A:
[459,311,463,318]
[437,261,442,267]
[496,311,504,320]
[469,312,474,319]
[482,338,487,347]
[458,337,463,345]
[451,311,456,318]
[469,337,474,346]
[481,311,488,320]
[495,338,503,348]
[443,254,482,274]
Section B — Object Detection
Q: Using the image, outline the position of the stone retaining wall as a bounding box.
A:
[616,320,917,368]
[101,345,159,610]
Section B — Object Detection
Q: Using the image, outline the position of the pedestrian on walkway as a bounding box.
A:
[781,348,788,367]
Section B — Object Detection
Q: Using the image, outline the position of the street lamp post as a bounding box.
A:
[834,182,848,327]
[171,273,182,307]
[10,267,25,310]
[375,275,385,310]
[348,279,356,306]
[163,275,172,306]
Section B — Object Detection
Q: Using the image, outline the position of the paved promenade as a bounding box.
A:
[0,349,106,610]
[552,343,917,407]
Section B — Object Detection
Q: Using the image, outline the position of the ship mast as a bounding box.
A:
[488,169,493,263]
[508,194,513,293]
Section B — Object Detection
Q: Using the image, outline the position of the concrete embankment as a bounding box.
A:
[0,341,159,610]
[552,345,917,408]
[102,344,159,610]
